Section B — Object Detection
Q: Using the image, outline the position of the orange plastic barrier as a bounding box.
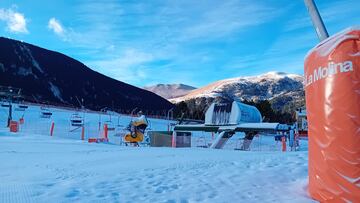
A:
[281,136,286,152]
[88,138,98,143]
[87,124,109,143]
[88,138,108,143]
[305,27,360,202]
[9,121,19,132]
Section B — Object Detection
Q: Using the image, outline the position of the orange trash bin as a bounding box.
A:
[9,121,19,132]
[304,27,360,202]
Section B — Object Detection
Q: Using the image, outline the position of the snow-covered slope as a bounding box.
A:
[144,84,196,99]
[171,72,303,102]
[0,133,312,202]
[0,103,172,145]
[0,102,295,150]
[0,103,313,202]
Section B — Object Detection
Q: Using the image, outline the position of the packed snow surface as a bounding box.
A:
[0,104,314,202]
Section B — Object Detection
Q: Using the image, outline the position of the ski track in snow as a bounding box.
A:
[0,105,315,203]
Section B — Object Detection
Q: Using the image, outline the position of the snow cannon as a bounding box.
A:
[124,115,148,145]
[205,101,262,125]
[305,27,360,202]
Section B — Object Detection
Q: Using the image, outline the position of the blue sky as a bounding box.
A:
[0,0,359,88]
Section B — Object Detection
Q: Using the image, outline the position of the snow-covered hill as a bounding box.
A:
[144,84,196,99]
[171,72,304,111]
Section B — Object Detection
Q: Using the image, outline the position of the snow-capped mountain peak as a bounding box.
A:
[143,84,196,99]
[259,71,301,79]
[170,72,304,111]
[227,71,303,83]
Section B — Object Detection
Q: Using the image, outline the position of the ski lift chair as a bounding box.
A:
[15,105,28,111]
[70,113,83,127]
[40,107,52,118]
[1,103,10,108]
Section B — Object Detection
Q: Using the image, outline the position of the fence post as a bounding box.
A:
[171,131,177,148]
[289,129,295,151]
[81,126,85,140]
[50,122,55,136]
[104,124,108,140]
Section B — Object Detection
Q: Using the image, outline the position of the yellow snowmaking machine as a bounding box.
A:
[124,114,148,146]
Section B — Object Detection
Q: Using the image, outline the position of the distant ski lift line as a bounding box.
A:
[304,0,329,42]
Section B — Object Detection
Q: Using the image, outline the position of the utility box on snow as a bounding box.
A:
[174,131,191,148]
[149,131,172,147]
[149,131,191,148]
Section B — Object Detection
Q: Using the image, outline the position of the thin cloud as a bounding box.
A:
[72,0,284,86]
[47,17,83,43]
[48,18,65,36]
[70,0,123,49]
[0,7,28,34]
[180,1,278,41]
[88,49,154,84]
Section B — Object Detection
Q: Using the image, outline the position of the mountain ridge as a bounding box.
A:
[0,37,173,112]
[170,72,305,113]
[171,72,303,101]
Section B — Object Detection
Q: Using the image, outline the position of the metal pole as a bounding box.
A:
[7,102,12,127]
[304,0,329,41]
[131,107,138,117]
